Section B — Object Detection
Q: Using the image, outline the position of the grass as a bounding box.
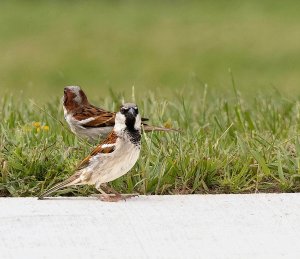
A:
[1,1,300,196]
[1,86,300,197]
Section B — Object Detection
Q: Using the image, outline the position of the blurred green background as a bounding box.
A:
[0,0,300,102]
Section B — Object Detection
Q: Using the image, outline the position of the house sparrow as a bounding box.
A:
[63,85,177,140]
[39,103,142,202]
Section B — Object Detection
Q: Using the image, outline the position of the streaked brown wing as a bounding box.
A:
[76,131,118,170]
[73,105,116,128]
[83,114,115,128]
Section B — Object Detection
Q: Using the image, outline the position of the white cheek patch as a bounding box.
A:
[114,112,126,132]
[63,105,68,117]
[74,96,82,104]
[74,92,82,103]
[134,114,141,130]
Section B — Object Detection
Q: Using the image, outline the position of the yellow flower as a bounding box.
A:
[33,122,41,128]
[42,125,49,131]
[164,121,173,129]
[36,127,41,133]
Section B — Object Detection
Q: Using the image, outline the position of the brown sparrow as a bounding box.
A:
[63,86,177,140]
[39,103,141,202]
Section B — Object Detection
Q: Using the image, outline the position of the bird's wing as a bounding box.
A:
[76,131,118,170]
[73,105,116,128]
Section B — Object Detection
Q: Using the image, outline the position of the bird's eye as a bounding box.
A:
[120,107,128,114]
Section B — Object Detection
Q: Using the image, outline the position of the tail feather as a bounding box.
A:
[142,124,180,133]
[38,174,81,200]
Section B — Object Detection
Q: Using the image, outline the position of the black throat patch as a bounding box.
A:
[125,115,136,130]
[124,114,141,146]
[125,128,141,146]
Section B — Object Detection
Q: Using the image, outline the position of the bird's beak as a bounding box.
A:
[128,107,136,116]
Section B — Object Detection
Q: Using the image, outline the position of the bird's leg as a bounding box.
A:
[94,183,122,202]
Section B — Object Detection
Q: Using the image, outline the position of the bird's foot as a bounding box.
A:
[95,193,138,202]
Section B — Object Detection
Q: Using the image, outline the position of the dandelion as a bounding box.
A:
[31,122,49,133]
[42,125,49,131]
[164,121,173,129]
[33,122,41,128]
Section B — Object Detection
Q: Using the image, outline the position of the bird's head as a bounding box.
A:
[114,103,141,132]
[63,86,89,110]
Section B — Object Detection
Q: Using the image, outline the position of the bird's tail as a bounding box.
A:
[142,124,180,133]
[38,173,81,200]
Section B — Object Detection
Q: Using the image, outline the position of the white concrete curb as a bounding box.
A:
[1,194,300,259]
